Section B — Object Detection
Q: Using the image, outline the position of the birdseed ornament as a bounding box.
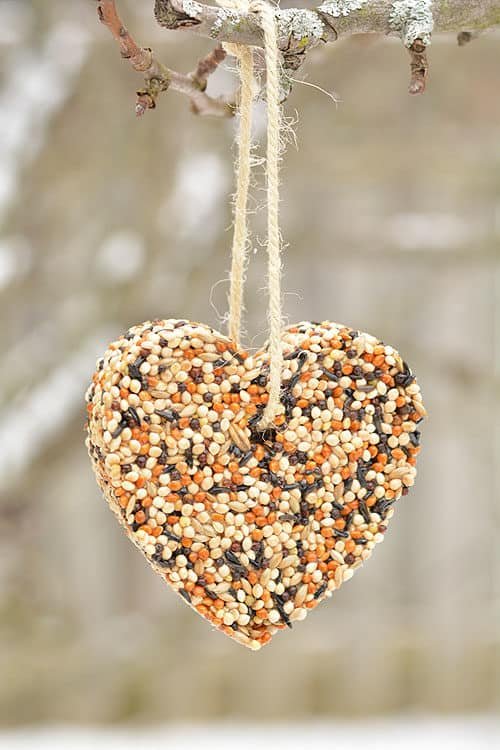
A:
[86,2,426,650]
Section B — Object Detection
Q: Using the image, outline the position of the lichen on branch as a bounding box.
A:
[389,0,434,46]
[97,0,500,116]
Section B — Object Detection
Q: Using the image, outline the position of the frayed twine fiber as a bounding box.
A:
[222,0,284,429]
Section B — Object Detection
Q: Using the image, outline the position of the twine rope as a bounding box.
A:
[226,40,254,348]
[224,0,284,428]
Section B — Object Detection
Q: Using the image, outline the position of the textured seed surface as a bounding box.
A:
[86,319,425,650]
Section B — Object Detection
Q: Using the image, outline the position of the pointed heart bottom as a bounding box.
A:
[86,320,425,649]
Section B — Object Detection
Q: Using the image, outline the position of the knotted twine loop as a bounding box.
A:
[223,0,284,429]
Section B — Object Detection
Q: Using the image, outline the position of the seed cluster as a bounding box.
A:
[86,319,425,650]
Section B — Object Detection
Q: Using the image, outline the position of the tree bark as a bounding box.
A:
[97,1,500,115]
[155,0,500,50]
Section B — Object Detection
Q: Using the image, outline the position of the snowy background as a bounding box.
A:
[0,0,499,745]
[3,719,500,749]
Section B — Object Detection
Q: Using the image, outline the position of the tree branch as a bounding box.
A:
[408,38,428,95]
[98,1,500,115]
[155,0,500,47]
[155,0,500,97]
[96,0,234,117]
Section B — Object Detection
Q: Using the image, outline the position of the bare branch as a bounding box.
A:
[192,44,227,91]
[96,0,234,117]
[154,0,500,48]
[97,1,500,114]
[408,38,428,95]
[152,0,500,100]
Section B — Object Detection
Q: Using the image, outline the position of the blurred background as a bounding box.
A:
[1,0,499,746]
